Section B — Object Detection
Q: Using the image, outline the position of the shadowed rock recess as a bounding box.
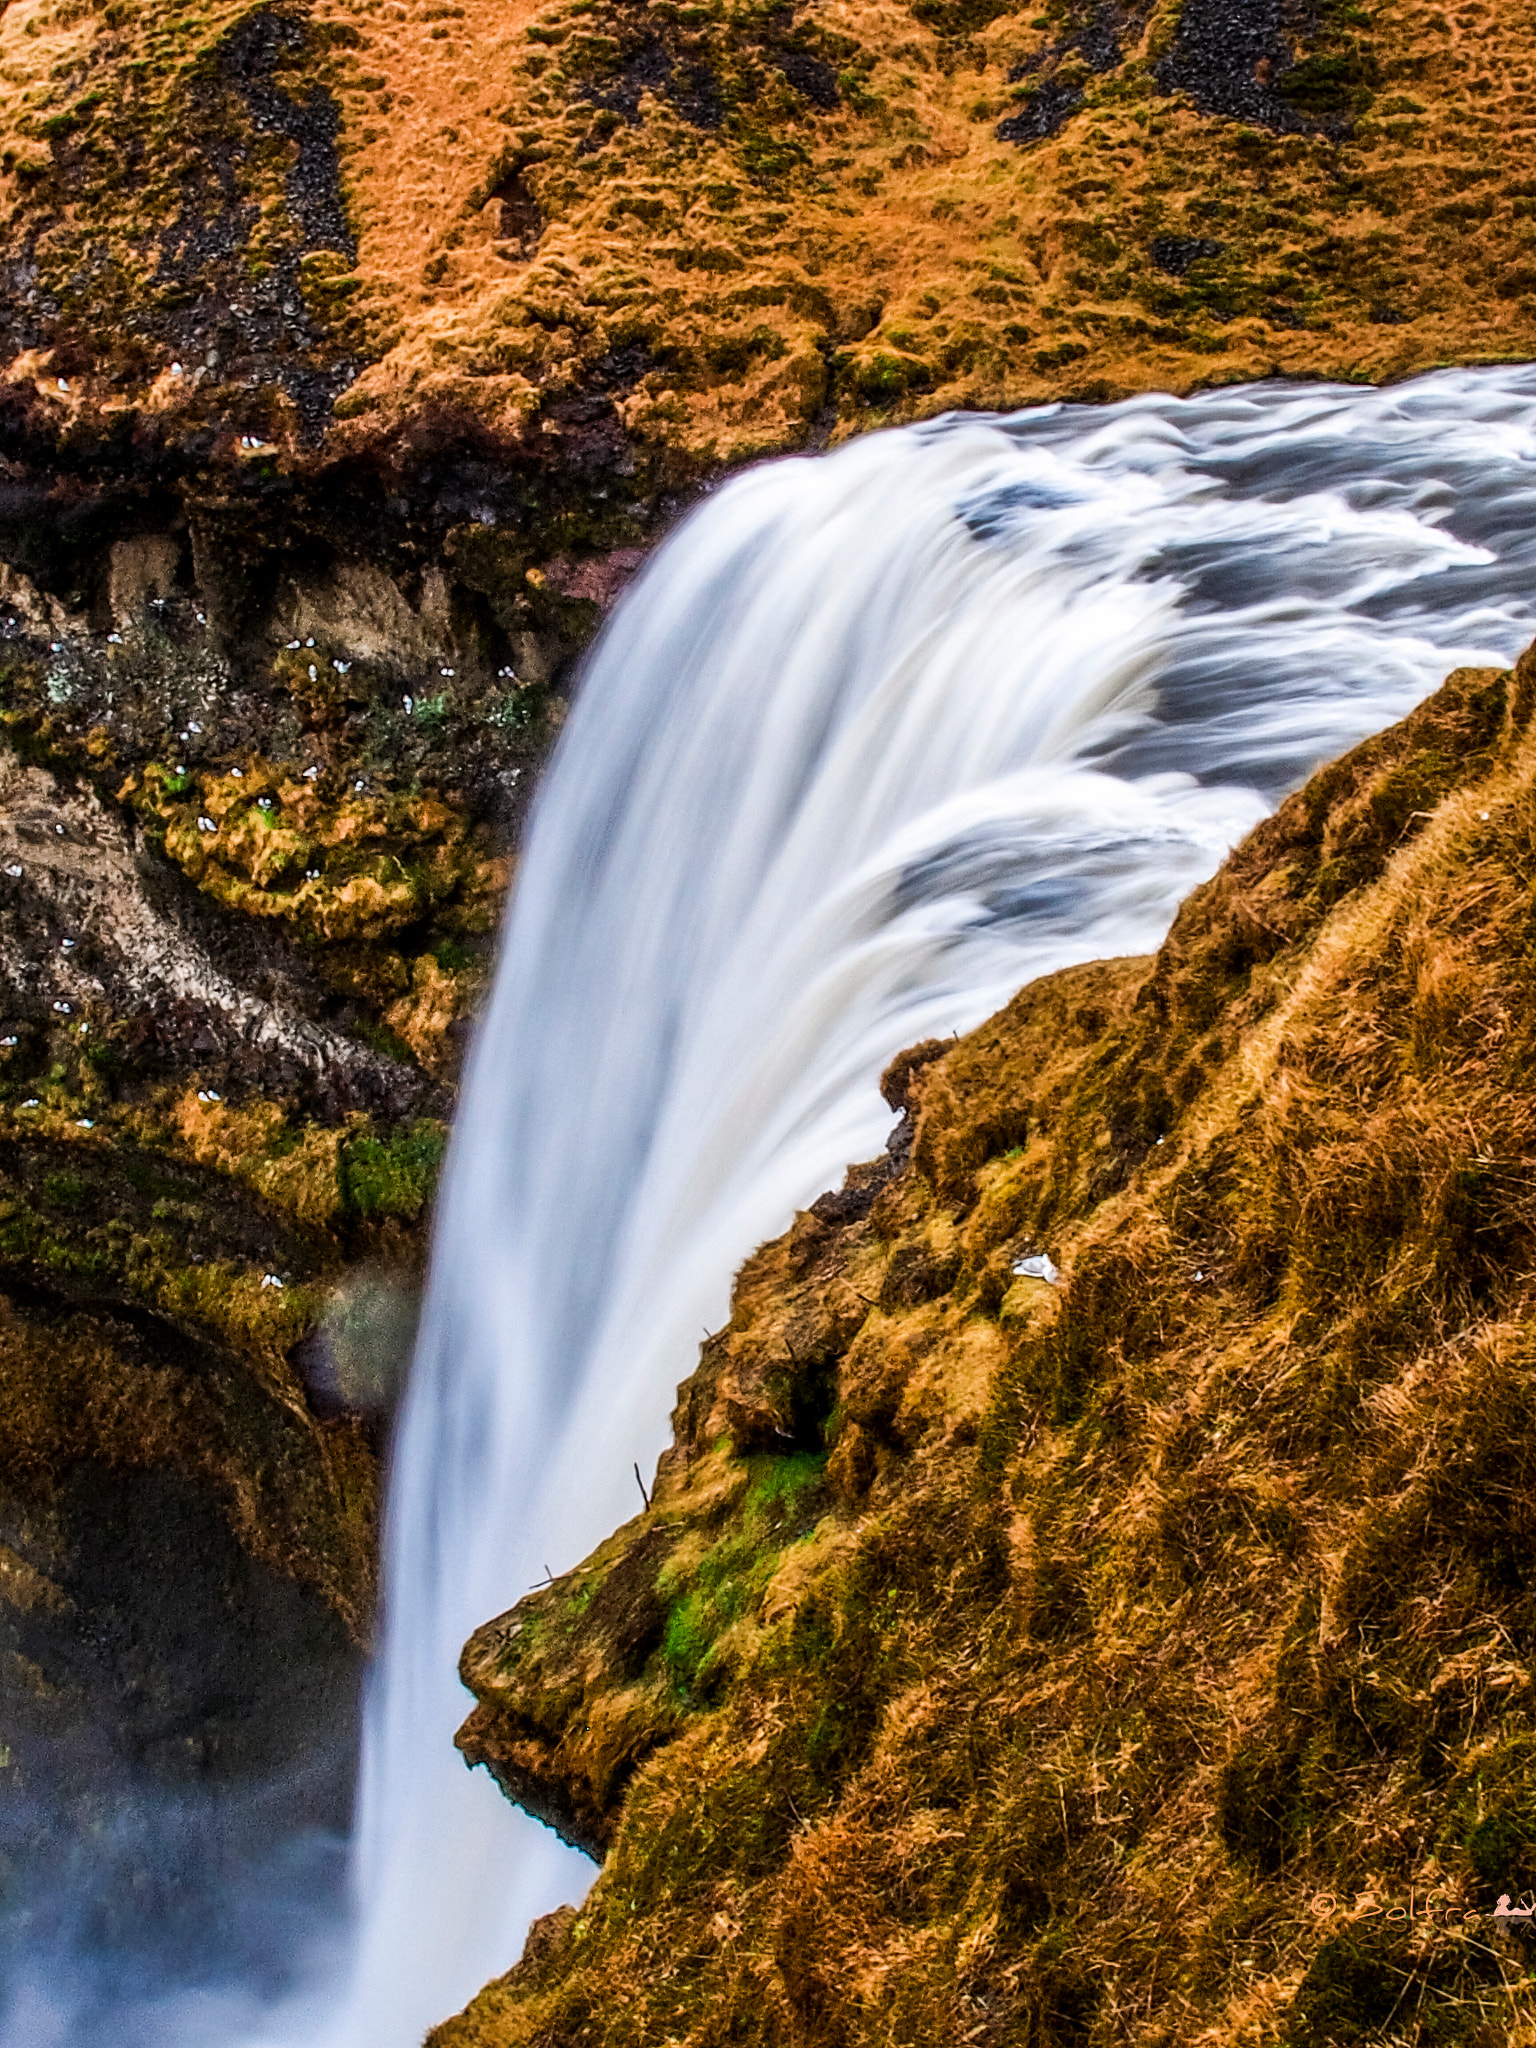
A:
[444,642,1536,2045]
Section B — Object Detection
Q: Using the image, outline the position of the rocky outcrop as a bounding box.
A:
[441,641,1536,2045]
[0,463,565,1897]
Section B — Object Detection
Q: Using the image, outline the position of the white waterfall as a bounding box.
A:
[326,365,1536,2045]
[13,367,1536,2048]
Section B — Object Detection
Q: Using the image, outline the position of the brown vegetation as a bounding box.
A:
[441,640,1536,2045]
[0,0,1531,472]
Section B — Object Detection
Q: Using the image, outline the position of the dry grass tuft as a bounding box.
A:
[438,640,1536,2045]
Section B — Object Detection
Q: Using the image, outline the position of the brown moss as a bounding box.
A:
[436,636,1536,2047]
[0,0,1530,478]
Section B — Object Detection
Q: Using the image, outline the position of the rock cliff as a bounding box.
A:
[442,640,1536,2044]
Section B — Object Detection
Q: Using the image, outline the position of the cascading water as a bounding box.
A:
[10,365,1536,2047]
[327,365,1536,2047]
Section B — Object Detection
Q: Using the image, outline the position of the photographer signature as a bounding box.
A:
[1305,1890,1536,1932]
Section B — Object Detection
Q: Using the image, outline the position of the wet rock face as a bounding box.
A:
[2,1463,359,1790]
[0,469,583,1074]
[0,198,672,1916]
[0,1200,371,1995]
[0,442,601,1732]
[0,752,415,1108]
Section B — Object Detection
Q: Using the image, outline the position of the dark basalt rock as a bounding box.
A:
[576,36,724,131]
[0,1458,361,1995]
[218,11,356,266]
[772,47,841,109]
[998,0,1148,145]
[1155,0,1375,134]
[997,78,1086,146]
[1150,234,1227,275]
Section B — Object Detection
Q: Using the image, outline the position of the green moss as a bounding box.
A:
[733,124,809,184]
[340,1120,447,1220]
[0,1208,44,1260]
[1282,12,1380,122]
[486,689,541,735]
[744,1448,827,1525]
[350,1015,419,1067]
[662,1533,766,1695]
[840,345,933,405]
[41,1171,92,1213]
[657,1454,828,1698]
[661,1590,718,1691]
[1445,1731,1536,1894]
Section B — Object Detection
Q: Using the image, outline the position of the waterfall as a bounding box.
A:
[325,365,1536,2046]
[9,367,1536,2047]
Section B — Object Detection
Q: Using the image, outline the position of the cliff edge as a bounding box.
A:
[443,641,1536,2044]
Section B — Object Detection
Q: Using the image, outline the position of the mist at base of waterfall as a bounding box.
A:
[0,1463,362,2047]
[0,1768,351,2048]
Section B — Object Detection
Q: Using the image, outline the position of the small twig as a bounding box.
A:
[633,1461,651,1511]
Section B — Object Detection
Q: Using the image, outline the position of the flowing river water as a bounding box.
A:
[13,365,1536,2043]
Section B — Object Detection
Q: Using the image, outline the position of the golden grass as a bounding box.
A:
[437,641,1536,2046]
[0,0,1532,466]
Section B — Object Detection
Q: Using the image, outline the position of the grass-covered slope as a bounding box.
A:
[442,640,1536,2046]
[0,0,1532,473]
